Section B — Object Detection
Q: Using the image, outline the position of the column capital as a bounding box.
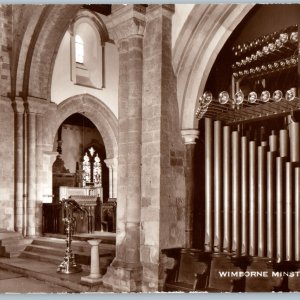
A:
[146,4,175,21]
[104,157,118,168]
[181,129,200,145]
[107,4,146,45]
[11,96,25,113]
[25,97,50,114]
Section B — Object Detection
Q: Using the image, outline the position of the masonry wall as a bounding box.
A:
[51,29,119,118]
[0,5,14,230]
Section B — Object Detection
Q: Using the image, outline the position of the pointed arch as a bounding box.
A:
[43,94,118,159]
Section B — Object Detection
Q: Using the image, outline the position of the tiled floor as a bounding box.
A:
[0,269,72,293]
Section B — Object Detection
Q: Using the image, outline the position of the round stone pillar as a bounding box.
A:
[181,129,199,248]
[12,98,25,234]
[27,111,36,237]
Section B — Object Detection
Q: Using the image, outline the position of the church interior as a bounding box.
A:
[1,3,300,293]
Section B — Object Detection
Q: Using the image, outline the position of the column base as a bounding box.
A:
[101,259,142,292]
[81,275,103,286]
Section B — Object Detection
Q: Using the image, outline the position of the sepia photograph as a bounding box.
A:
[0,2,300,294]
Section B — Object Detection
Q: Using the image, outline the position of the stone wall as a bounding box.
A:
[0,5,11,95]
[0,5,14,230]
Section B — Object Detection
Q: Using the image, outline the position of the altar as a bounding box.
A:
[42,185,116,235]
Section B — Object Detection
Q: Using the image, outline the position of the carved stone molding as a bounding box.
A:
[181,129,200,145]
[107,4,146,46]
[26,96,51,114]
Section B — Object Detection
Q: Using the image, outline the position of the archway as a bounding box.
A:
[173,3,254,130]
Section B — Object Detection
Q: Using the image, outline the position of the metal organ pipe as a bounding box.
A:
[258,145,267,257]
[214,121,222,252]
[223,126,231,252]
[232,131,241,255]
[279,129,289,158]
[201,118,300,262]
[276,157,284,262]
[267,151,275,259]
[241,136,248,255]
[285,162,293,261]
[205,118,213,251]
[288,120,300,162]
[249,141,257,256]
[269,130,278,152]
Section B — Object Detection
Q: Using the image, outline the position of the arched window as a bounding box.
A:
[82,146,102,187]
[70,10,109,89]
[75,35,84,64]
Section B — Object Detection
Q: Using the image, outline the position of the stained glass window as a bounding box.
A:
[82,147,102,187]
[82,152,91,187]
[93,154,102,187]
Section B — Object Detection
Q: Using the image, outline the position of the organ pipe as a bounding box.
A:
[258,145,267,257]
[214,121,222,252]
[223,126,231,252]
[205,118,213,251]
[267,151,275,259]
[276,157,284,262]
[286,162,293,261]
[249,141,257,256]
[201,118,300,262]
[232,131,240,255]
[288,119,300,162]
[269,130,278,152]
[279,129,289,157]
[241,136,248,255]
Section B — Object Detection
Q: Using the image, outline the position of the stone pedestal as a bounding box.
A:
[81,239,103,285]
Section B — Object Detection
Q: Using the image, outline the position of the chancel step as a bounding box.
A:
[20,237,115,272]
[0,231,33,258]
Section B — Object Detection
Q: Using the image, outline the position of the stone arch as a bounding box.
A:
[44,93,118,160]
[69,9,110,45]
[173,3,255,130]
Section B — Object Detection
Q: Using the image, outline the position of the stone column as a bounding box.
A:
[12,97,25,234]
[102,4,146,292]
[26,111,36,237]
[104,158,117,199]
[26,98,49,237]
[181,129,199,249]
[141,5,185,292]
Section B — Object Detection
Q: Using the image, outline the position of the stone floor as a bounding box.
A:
[0,268,72,293]
[0,257,112,293]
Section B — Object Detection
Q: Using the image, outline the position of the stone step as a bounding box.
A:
[24,244,113,259]
[20,251,63,266]
[32,237,91,251]
[0,238,32,246]
[0,233,33,258]
[32,237,116,252]
[0,232,23,240]
[20,249,113,271]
